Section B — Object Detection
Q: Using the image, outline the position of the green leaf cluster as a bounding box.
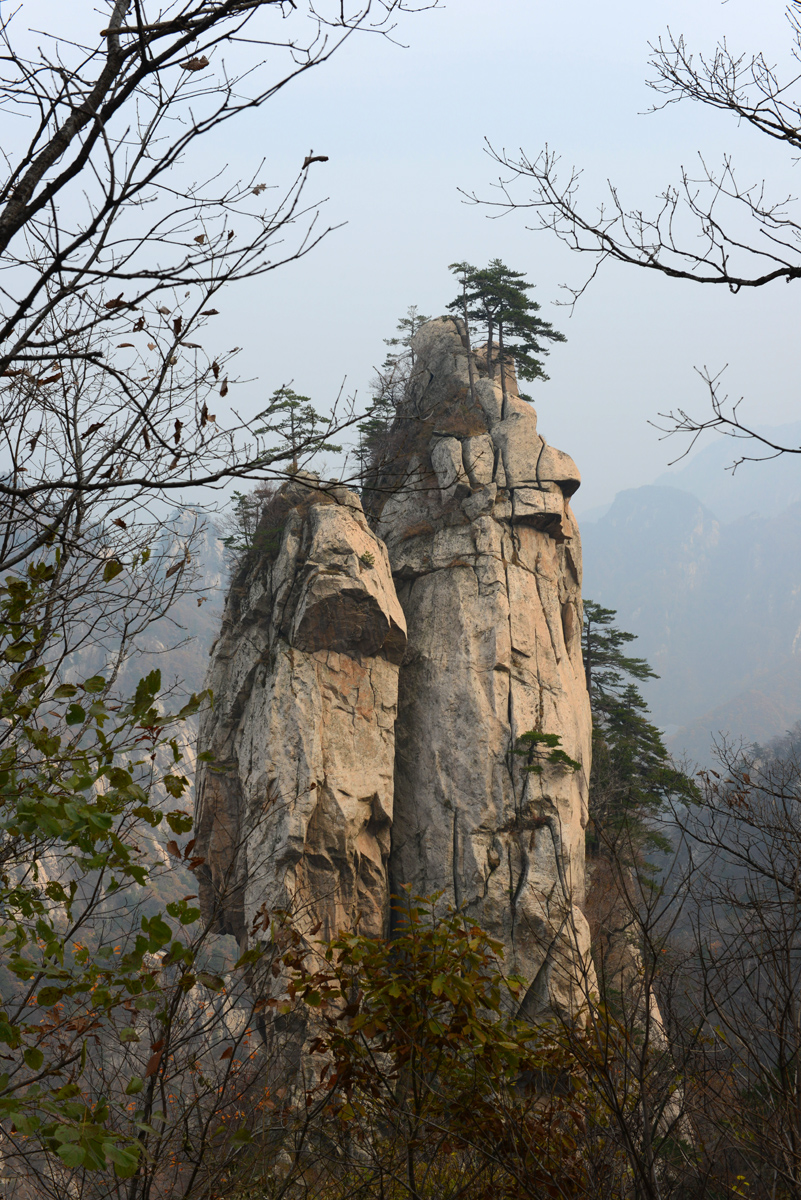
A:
[514,729,582,775]
[287,895,593,1195]
[0,559,213,1175]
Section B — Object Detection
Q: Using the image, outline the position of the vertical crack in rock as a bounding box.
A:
[372,317,594,1022]
[195,478,407,969]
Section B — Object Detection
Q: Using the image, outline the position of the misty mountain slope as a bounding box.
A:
[667,663,801,766]
[62,511,227,700]
[582,486,801,760]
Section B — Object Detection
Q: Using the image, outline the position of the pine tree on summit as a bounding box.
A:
[447,259,566,405]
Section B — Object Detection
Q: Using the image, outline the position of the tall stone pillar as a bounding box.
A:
[374,317,593,1020]
[195,478,407,953]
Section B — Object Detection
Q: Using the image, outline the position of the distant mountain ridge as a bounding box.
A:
[654,420,801,522]
[582,481,801,765]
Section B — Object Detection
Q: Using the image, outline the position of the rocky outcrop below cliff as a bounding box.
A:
[196,317,593,1024]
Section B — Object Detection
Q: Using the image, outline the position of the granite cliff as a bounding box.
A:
[196,317,593,1022]
[194,477,406,952]
[373,317,592,1019]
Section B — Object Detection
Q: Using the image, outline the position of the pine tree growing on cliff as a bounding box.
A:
[255,385,343,471]
[219,484,276,562]
[356,305,430,476]
[220,386,342,564]
[583,600,699,865]
[446,260,566,402]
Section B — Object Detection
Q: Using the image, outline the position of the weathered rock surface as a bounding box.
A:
[373,317,593,1020]
[195,478,407,952]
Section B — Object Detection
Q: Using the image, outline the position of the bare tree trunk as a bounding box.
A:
[498,320,509,418]
[457,289,478,410]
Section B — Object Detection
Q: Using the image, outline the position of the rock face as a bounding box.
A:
[196,317,592,1025]
[373,317,593,1020]
[194,478,407,951]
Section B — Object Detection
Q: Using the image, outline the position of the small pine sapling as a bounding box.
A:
[514,729,582,774]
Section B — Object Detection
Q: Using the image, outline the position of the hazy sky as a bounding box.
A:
[21,1,801,513]
[223,0,801,514]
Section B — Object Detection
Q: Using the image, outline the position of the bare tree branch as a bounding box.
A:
[465,9,801,466]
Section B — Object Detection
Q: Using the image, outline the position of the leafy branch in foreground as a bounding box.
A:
[0,557,208,1176]
[283,895,595,1199]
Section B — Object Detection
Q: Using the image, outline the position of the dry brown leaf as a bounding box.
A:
[145,1051,162,1078]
